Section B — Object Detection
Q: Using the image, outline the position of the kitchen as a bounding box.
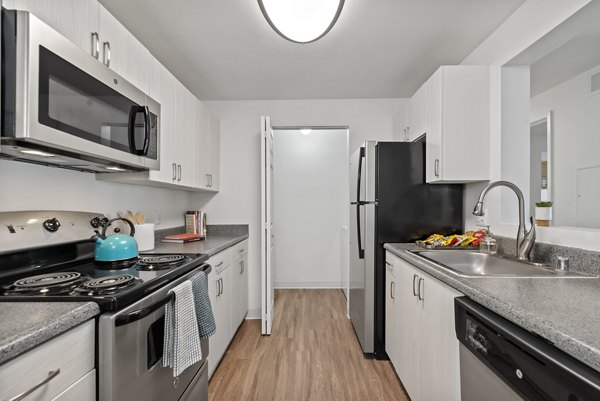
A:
[1,0,600,400]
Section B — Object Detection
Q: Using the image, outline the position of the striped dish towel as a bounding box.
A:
[163,280,202,377]
[191,271,216,340]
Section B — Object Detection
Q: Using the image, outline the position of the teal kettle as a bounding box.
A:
[94,217,139,264]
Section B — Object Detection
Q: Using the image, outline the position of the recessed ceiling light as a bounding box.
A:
[301,129,312,135]
[105,166,126,172]
[20,149,55,157]
[258,0,345,44]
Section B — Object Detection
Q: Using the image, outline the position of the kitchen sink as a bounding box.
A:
[409,250,596,278]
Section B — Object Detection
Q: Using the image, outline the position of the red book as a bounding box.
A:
[161,233,202,244]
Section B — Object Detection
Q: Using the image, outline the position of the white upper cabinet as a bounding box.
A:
[3,0,99,56]
[422,66,490,183]
[98,5,149,93]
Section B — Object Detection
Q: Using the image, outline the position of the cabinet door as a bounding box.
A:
[385,266,398,368]
[148,58,178,185]
[240,254,248,322]
[419,272,461,401]
[194,101,210,190]
[219,267,233,348]
[426,68,443,183]
[3,0,98,56]
[207,272,220,378]
[395,259,421,401]
[207,113,220,191]
[98,5,149,93]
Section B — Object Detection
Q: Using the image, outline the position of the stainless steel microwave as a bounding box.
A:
[1,8,160,172]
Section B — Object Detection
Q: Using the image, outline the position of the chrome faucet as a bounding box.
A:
[473,181,536,261]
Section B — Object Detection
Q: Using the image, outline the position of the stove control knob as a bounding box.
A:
[43,218,61,232]
[90,217,102,228]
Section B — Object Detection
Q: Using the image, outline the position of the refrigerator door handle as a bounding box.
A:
[356,204,365,259]
[355,146,366,259]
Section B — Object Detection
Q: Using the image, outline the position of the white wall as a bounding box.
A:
[0,160,189,228]
[272,129,349,288]
[189,98,404,318]
[531,64,600,227]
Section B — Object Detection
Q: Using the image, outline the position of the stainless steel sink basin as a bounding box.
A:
[410,250,595,278]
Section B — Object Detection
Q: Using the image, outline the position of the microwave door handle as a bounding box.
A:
[142,106,151,156]
[114,292,175,327]
[128,106,141,155]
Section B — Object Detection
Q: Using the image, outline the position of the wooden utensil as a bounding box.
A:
[135,212,144,225]
[127,210,135,223]
[117,211,125,219]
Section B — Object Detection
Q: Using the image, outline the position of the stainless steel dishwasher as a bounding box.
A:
[455,297,600,401]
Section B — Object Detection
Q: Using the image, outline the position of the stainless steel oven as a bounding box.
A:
[99,264,211,401]
[1,8,160,172]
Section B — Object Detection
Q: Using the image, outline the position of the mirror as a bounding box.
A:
[505,2,600,229]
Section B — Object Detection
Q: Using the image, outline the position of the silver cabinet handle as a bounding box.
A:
[240,260,244,275]
[412,274,418,297]
[216,279,221,296]
[418,277,424,301]
[172,163,177,181]
[208,174,213,188]
[91,32,100,59]
[206,174,210,187]
[219,278,224,295]
[434,159,440,178]
[390,281,395,300]
[8,369,61,401]
[103,41,111,67]
[215,261,224,268]
[177,164,182,182]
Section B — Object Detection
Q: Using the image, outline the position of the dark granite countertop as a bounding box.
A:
[385,243,600,373]
[0,302,99,365]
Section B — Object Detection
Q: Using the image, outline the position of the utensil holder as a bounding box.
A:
[134,223,155,251]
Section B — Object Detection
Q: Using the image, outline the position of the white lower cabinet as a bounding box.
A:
[207,239,249,379]
[0,320,95,401]
[385,251,462,401]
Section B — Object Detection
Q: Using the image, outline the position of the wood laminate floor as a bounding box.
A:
[208,289,409,401]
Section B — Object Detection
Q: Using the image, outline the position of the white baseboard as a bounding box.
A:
[275,281,343,289]
[246,308,261,319]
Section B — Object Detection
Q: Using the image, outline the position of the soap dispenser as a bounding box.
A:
[480,226,498,254]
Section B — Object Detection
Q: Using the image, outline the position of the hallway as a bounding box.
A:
[208,289,409,401]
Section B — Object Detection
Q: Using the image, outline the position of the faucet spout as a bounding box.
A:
[472,180,534,261]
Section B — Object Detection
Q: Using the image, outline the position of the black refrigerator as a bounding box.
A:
[349,138,463,359]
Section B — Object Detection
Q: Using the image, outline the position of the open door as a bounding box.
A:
[261,116,275,335]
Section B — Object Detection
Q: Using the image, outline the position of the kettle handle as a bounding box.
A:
[101,217,136,238]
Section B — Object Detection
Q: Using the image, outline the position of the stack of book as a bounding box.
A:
[160,211,207,244]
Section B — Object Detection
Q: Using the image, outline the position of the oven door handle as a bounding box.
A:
[115,292,174,327]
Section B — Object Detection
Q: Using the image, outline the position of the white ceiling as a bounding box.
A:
[100,0,524,100]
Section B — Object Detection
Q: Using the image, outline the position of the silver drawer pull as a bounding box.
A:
[216,261,224,267]
[239,249,244,253]
[9,369,60,401]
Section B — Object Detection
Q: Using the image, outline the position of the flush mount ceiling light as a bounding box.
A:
[258,0,345,43]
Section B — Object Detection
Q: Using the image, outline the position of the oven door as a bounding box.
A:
[8,10,159,170]
[98,266,210,401]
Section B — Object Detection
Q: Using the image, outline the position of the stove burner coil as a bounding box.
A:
[3,272,88,295]
[73,274,140,296]
[137,254,188,270]
[13,272,82,287]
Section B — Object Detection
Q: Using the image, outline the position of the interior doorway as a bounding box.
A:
[271,127,350,291]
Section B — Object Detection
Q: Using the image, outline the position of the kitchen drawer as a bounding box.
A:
[0,320,95,401]
[231,239,248,260]
[385,251,402,277]
[52,369,95,401]
[208,249,230,274]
